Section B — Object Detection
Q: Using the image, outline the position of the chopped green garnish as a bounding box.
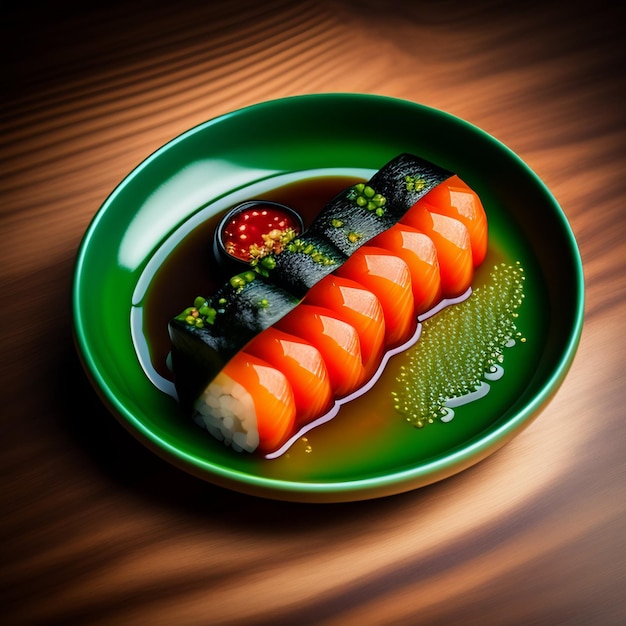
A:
[347,184,387,216]
[176,298,217,327]
[229,275,247,290]
[229,270,256,291]
[247,227,298,277]
[260,256,276,270]
[286,238,336,266]
[405,175,426,192]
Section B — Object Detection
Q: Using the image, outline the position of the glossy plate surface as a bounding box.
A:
[73,94,584,502]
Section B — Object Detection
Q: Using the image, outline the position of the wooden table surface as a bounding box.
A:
[2,1,624,624]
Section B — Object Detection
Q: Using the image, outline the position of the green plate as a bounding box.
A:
[72,94,584,502]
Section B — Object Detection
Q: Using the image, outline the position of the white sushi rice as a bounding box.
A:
[192,371,260,453]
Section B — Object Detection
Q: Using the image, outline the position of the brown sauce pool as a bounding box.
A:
[131,172,537,465]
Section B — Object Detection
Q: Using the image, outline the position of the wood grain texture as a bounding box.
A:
[2,1,624,624]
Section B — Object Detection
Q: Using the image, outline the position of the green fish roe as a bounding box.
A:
[392,262,526,428]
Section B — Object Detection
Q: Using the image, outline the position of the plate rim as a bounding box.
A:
[72,93,585,502]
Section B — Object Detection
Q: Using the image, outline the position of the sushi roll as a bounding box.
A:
[334,246,416,348]
[193,351,296,454]
[400,200,474,298]
[168,153,489,455]
[305,275,386,381]
[245,327,334,427]
[416,174,488,266]
[369,224,442,314]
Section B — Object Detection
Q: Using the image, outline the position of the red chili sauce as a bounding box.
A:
[221,205,301,262]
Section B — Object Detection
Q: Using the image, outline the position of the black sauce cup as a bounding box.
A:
[213,200,305,272]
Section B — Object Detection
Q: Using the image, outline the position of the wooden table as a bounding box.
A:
[3,2,624,624]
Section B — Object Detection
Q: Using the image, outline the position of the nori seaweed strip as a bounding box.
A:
[169,323,225,409]
[369,153,452,217]
[268,231,347,298]
[306,188,396,256]
[169,152,453,403]
[307,153,451,254]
